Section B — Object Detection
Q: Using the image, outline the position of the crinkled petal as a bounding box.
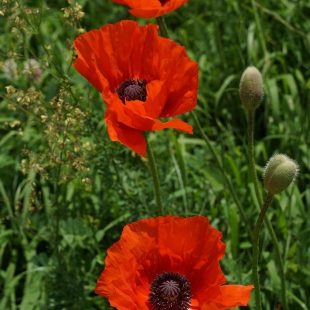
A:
[153,217,226,303]
[73,21,198,156]
[104,109,147,157]
[106,94,193,134]
[95,216,239,309]
[74,20,197,119]
[110,0,189,18]
[73,31,104,92]
[201,285,255,309]
[96,216,177,308]
[159,46,198,117]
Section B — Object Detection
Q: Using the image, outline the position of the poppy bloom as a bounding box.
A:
[73,20,198,157]
[110,0,189,18]
[95,216,254,309]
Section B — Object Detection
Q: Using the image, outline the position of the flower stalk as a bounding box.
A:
[146,136,164,216]
[247,110,261,200]
[156,16,169,38]
[252,191,274,310]
[247,110,288,310]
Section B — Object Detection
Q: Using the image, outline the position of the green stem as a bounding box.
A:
[247,111,262,200]
[191,111,253,240]
[146,136,164,216]
[247,110,288,310]
[252,192,274,310]
[156,16,169,38]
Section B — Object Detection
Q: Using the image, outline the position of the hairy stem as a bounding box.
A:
[252,192,274,310]
[247,110,288,310]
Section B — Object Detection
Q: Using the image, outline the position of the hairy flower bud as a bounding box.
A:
[239,66,264,110]
[263,154,299,194]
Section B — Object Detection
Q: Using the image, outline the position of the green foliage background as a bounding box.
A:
[0,0,309,309]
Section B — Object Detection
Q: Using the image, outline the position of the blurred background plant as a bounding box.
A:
[0,0,309,309]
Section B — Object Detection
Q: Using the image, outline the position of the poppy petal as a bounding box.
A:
[201,285,255,309]
[73,21,198,156]
[129,8,166,19]
[95,216,176,308]
[110,0,189,18]
[159,47,198,117]
[104,109,147,157]
[106,93,193,134]
[95,216,253,309]
[73,31,103,92]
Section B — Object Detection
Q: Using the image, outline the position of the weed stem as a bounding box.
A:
[146,136,164,216]
[252,192,274,310]
[156,16,169,38]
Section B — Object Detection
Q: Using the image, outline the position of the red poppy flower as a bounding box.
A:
[73,20,198,157]
[110,0,189,18]
[95,216,254,309]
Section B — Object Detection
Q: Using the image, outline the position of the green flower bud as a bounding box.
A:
[239,66,264,110]
[263,154,299,194]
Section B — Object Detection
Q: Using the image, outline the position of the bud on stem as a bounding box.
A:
[239,66,264,110]
[263,154,299,194]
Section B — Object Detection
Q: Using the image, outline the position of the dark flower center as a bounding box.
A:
[159,0,169,5]
[149,272,192,310]
[115,79,147,104]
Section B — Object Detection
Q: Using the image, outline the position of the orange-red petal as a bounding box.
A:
[104,109,147,157]
[73,31,103,92]
[201,285,255,309]
[106,93,193,135]
[110,0,190,18]
[73,20,198,156]
[95,216,253,309]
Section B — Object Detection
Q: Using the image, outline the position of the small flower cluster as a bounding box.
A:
[62,0,85,33]
[5,85,44,110]
[62,1,85,22]
[2,0,37,36]
[5,83,94,189]
[2,58,42,83]
[1,1,54,88]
